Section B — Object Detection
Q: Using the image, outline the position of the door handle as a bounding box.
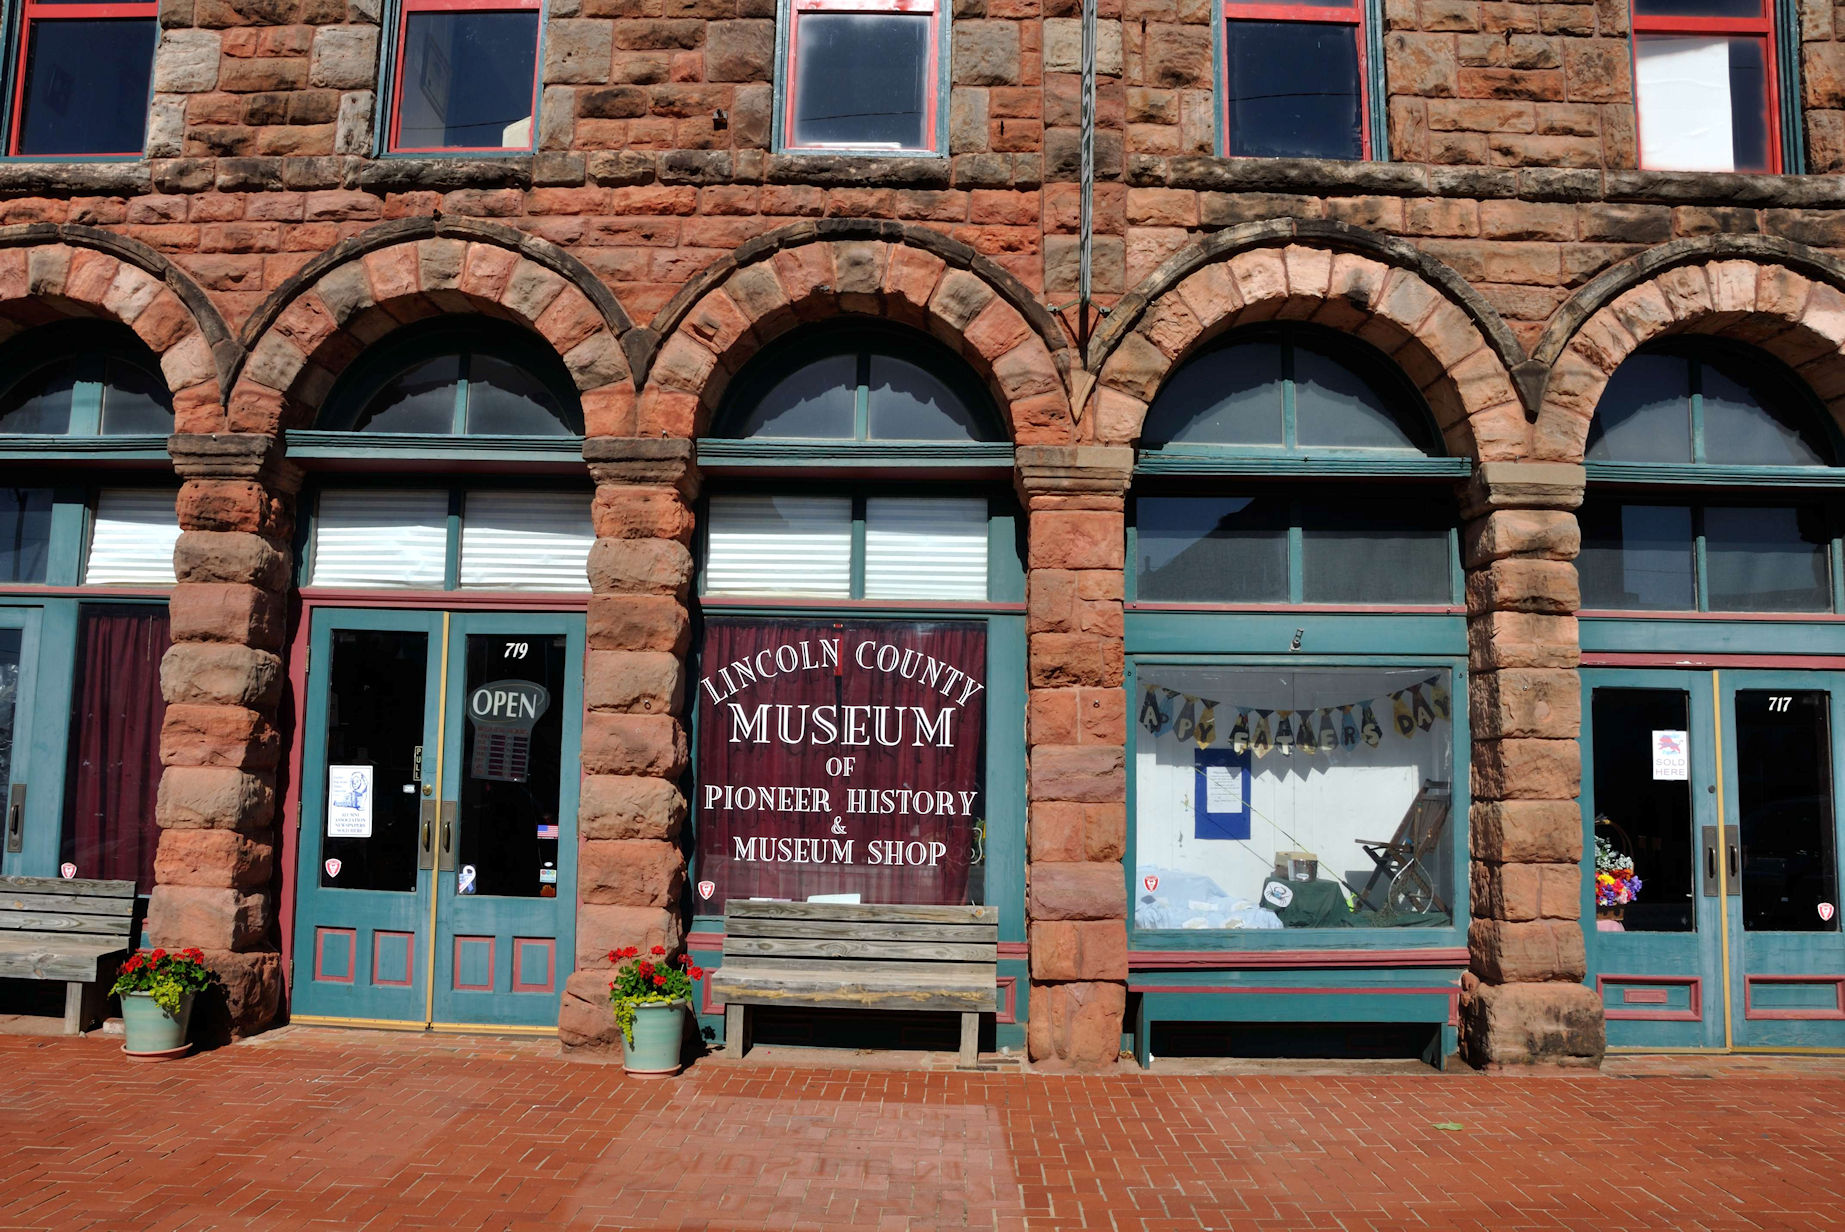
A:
[417,798,438,871]
[3,783,22,854]
[1728,840,1741,891]
[1701,825,1719,896]
[436,800,458,872]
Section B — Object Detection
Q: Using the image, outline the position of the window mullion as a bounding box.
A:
[453,351,471,435]
[1689,355,1705,464]
[71,377,104,436]
[1286,497,1304,604]
[1693,504,1710,612]
[849,494,867,599]
[445,490,463,591]
[1281,342,1297,449]
[854,351,870,440]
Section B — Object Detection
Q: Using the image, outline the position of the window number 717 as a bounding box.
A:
[1768,695,1793,712]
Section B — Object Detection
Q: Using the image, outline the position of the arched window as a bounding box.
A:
[1128,323,1466,963]
[1579,342,1840,612]
[688,321,1023,925]
[0,323,173,437]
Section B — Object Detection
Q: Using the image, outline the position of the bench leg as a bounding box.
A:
[63,982,84,1035]
[725,1003,748,1059]
[958,1012,979,1068]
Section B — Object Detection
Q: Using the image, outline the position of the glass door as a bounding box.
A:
[0,605,49,876]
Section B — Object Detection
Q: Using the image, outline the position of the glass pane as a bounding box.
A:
[456,633,567,899]
[866,354,985,441]
[1703,505,1831,612]
[462,354,577,435]
[791,13,930,150]
[1135,495,1288,603]
[60,608,170,893]
[99,359,174,435]
[311,490,450,589]
[16,18,154,156]
[1134,666,1455,931]
[0,488,53,584]
[1634,35,1770,173]
[395,10,539,149]
[1292,343,1424,451]
[1699,355,1829,466]
[1223,20,1363,160]
[703,494,852,596]
[0,365,76,434]
[1735,689,1837,933]
[85,489,180,586]
[459,491,592,592]
[729,353,857,439]
[320,629,429,893]
[1577,501,1696,610]
[1590,689,1695,933]
[355,355,463,434]
[1141,342,1284,447]
[1588,352,1692,462]
[863,497,988,600]
[1300,496,1452,604]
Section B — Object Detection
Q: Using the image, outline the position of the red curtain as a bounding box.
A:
[695,617,986,909]
[64,605,170,892]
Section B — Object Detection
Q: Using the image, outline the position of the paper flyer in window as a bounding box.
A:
[1636,37,1735,173]
[327,765,374,838]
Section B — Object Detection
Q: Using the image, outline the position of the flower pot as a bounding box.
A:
[619,1000,687,1077]
[121,990,194,1061]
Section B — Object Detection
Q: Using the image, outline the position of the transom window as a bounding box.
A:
[780,0,944,153]
[318,321,582,437]
[307,488,593,592]
[386,0,542,153]
[1580,343,1842,613]
[1632,0,1783,173]
[9,0,157,156]
[0,325,172,437]
[1220,0,1373,160]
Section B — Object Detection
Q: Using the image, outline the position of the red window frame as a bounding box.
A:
[386,0,544,156]
[8,0,158,157]
[1220,0,1371,160]
[782,0,941,154]
[1630,0,1781,173]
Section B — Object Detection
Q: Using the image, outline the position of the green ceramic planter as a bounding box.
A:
[620,1000,688,1077]
[121,990,194,1060]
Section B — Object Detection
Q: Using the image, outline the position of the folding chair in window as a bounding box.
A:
[1356,780,1453,916]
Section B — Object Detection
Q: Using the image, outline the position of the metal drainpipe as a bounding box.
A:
[1078,0,1097,355]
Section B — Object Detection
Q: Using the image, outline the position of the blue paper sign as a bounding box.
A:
[1194,747,1250,840]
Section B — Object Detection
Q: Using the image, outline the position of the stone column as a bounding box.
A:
[1460,461,1605,1067]
[1018,444,1133,1068]
[559,437,695,1051]
[147,433,298,1043]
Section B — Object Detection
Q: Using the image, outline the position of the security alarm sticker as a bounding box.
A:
[697,879,715,900]
[538,865,558,885]
[1143,874,1159,893]
[328,765,374,837]
[59,862,75,879]
[324,858,342,879]
[468,679,552,783]
[1651,730,1689,781]
[1823,902,1836,923]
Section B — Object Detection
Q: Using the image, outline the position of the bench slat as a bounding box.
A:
[727,918,998,943]
[0,909,138,936]
[0,875,135,899]
[711,975,996,1014]
[0,928,133,947]
[0,892,135,918]
[726,901,997,925]
[0,939,123,981]
[719,956,997,979]
[722,935,996,962]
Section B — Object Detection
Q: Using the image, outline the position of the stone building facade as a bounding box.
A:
[1,0,1842,1067]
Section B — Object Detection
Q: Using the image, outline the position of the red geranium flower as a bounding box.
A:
[650,945,665,956]
[150,948,167,962]
[653,974,666,987]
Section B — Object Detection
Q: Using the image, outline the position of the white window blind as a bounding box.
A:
[704,495,851,597]
[460,492,593,591]
[311,490,448,588]
[85,489,180,585]
[864,497,988,600]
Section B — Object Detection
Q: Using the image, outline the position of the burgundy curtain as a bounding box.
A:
[64,605,170,892]
[696,617,986,910]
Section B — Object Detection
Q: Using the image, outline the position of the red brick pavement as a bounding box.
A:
[5,1029,1845,1231]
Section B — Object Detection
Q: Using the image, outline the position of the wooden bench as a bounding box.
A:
[710,901,999,1068]
[0,875,136,1034]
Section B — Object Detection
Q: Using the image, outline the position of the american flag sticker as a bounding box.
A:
[535,823,560,839]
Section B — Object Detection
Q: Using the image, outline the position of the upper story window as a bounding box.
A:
[8,0,157,156]
[1580,342,1840,612]
[1220,0,1373,159]
[1632,0,1782,172]
[0,324,172,437]
[318,320,582,436]
[385,0,542,153]
[779,0,944,153]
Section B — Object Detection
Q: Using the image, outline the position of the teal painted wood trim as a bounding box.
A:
[1129,965,1465,988]
[1778,0,1806,174]
[1135,451,1469,478]
[986,503,1026,604]
[695,439,1016,473]
[1365,0,1389,161]
[1580,616,1845,657]
[1125,611,1467,656]
[1127,928,1470,954]
[986,614,1028,944]
[1584,461,1840,488]
[0,436,170,461]
[1135,989,1454,1023]
[284,431,587,464]
[2,603,58,876]
[46,494,88,589]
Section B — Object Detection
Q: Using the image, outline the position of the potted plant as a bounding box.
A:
[1595,834,1643,932]
[607,945,700,1077]
[111,947,212,1060]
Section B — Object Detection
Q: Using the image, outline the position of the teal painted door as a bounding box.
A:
[1586,669,1845,1049]
[0,604,47,876]
[292,608,583,1028]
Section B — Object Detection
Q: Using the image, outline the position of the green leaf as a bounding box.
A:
[1432,1122,1464,1132]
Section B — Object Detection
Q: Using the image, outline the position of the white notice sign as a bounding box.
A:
[1652,730,1689,781]
[1635,37,1735,172]
[1203,762,1243,812]
[328,765,374,837]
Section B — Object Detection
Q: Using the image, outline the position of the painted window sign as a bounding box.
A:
[11,0,158,156]
[1135,666,1455,931]
[783,0,940,152]
[694,617,986,910]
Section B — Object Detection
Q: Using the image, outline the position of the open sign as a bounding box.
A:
[469,680,551,726]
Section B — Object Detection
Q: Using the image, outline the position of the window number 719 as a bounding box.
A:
[504,642,529,660]
[1768,695,1793,712]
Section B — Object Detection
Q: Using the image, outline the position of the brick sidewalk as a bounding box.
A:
[5,1030,1845,1231]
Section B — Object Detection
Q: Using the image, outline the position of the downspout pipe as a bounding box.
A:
[1078,0,1096,355]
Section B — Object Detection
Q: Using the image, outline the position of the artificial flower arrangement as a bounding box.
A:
[607,945,703,1046]
[110,947,214,1014]
[1595,834,1643,908]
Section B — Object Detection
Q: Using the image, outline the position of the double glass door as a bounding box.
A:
[1586,669,1845,1049]
[291,608,583,1029]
